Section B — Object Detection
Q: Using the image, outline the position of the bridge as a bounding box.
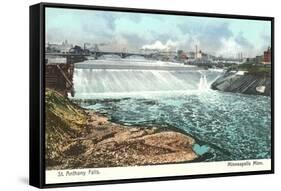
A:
[90,51,153,59]
[46,51,156,61]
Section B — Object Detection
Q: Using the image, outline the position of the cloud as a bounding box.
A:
[46,9,118,45]
[121,33,148,50]
[217,38,244,57]
[217,36,257,58]
[126,14,142,23]
[178,22,233,54]
[234,32,253,49]
[46,8,271,57]
[260,34,271,51]
[142,40,178,50]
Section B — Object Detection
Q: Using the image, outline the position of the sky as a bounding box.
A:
[46,7,271,58]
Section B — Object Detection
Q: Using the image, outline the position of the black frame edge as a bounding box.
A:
[271,17,275,173]
[29,3,44,188]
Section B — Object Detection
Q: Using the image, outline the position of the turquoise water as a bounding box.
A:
[82,91,271,161]
[72,66,271,162]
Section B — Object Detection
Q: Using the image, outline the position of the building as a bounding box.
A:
[255,55,263,65]
[263,47,271,64]
[193,45,211,63]
[45,63,74,97]
[187,52,196,60]
[177,50,188,61]
[245,55,264,65]
[46,40,73,53]
[46,43,61,53]
[60,40,73,53]
[195,50,209,62]
[69,45,85,54]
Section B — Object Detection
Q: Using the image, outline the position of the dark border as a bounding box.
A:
[30,2,274,188]
[29,3,41,187]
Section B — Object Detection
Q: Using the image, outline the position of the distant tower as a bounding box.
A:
[238,52,243,60]
[94,44,99,52]
[195,45,198,60]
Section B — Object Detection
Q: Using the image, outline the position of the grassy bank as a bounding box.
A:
[45,89,88,167]
[45,89,198,170]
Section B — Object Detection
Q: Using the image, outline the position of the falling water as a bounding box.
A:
[73,69,220,99]
[198,73,209,91]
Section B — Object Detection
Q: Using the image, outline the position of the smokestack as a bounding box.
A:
[195,45,198,59]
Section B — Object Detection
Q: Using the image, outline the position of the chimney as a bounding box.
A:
[195,45,198,59]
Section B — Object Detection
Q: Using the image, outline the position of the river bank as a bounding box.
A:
[211,71,271,96]
[45,89,198,170]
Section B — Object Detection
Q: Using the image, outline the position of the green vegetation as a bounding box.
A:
[229,63,271,76]
[45,89,88,166]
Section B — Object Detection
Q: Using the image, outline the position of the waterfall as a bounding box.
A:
[72,68,221,99]
[198,73,209,91]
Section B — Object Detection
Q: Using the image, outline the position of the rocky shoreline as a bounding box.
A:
[211,71,271,96]
[45,89,198,170]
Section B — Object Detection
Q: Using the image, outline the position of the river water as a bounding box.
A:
[71,58,271,162]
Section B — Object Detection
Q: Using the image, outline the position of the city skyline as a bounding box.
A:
[46,8,271,58]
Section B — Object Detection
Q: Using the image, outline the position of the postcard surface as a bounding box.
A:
[43,6,272,185]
